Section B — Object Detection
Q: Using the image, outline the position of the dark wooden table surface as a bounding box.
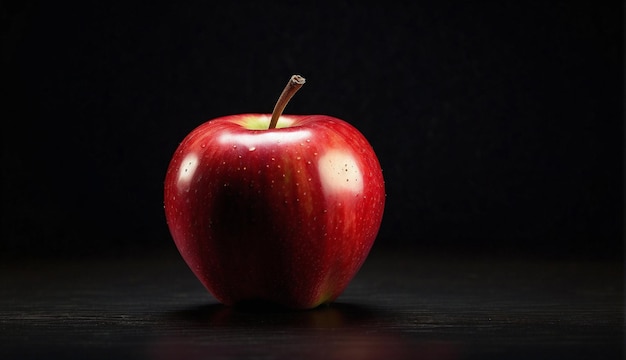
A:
[0,249,623,359]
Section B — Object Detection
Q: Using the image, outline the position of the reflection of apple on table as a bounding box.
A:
[164,75,386,309]
[148,303,461,360]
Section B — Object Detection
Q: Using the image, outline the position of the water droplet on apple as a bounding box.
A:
[233,145,237,149]
[201,144,206,148]
[296,156,301,160]
[307,178,312,182]
[248,146,256,151]
[306,139,311,143]
[307,161,311,165]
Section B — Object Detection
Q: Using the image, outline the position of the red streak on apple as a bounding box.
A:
[164,83,384,309]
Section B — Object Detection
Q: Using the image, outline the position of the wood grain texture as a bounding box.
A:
[0,250,622,359]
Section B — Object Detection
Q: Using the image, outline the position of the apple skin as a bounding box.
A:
[164,114,385,309]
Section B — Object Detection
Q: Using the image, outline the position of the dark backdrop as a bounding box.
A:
[2,1,623,259]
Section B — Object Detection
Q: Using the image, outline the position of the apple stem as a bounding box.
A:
[268,75,306,129]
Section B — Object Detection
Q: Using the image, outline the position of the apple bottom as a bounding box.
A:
[175,188,375,310]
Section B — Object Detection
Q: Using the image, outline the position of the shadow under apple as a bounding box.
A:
[167,301,386,329]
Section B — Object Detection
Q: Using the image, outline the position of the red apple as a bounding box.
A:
[164,75,385,309]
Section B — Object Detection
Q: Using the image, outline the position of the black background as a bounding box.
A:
[2,1,623,260]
